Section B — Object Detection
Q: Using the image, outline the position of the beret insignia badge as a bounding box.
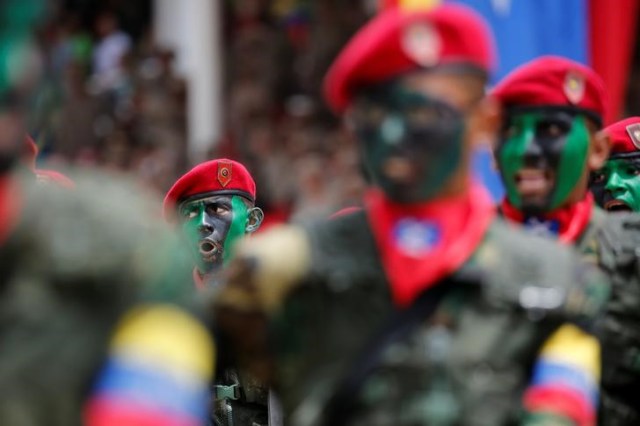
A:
[626,123,640,150]
[401,22,441,68]
[217,160,232,187]
[563,70,585,105]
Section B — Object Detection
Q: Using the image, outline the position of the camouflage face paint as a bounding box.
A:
[496,110,590,213]
[179,194,249,275]
[352,81,465,203]
[591,156,640,212]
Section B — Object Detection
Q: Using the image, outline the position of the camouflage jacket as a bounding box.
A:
[214,211,609,426]
[575,208,640,425]
[0,175,213,426]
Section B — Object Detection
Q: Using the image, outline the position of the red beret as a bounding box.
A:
[163,159,256,220]
[604,117,640,155]
[323,4,496,113]
[492,56,607,125]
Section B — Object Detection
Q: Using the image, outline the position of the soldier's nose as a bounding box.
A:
[523,139,543,163]
[198,222,214,236]
[605,171,625,196]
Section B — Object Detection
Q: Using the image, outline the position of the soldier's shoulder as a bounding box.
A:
[481,218,582,271]
[589,210,640,270]
[473,218,609,321]
[598,210,640,246]
[14,172,193,303]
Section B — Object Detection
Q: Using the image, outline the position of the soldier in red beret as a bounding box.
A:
[492,56,611,242]
[590,117,640,212]
[493,57,640,425]
[211,5,608,426]
[164,159,268,426]
[164,158,264,289]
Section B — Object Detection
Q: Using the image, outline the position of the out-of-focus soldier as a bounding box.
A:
[0,1,215,425]
[211,4,609,426]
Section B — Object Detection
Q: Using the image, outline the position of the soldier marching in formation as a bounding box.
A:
[5,1,640,426]
[164,159,269,426]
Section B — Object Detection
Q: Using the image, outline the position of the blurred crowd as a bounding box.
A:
[33,0,377,225]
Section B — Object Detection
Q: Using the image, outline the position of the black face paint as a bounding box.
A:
[178,194,249,275]
[496,108,590,215]
[351,81,465,203]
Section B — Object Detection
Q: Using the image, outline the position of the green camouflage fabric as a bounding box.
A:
[0,172,197,426]
[576,209,640,425]
[214,212,609,426]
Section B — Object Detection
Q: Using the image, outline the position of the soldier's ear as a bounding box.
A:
[469,95,501,150]
[245,207,264,234]
[589,129,611,172]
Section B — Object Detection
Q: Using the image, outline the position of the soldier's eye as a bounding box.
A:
[537,121,567,138]
[590,172,605,185]
[207,204,231,216]
[501,123,519,140]
[181,209,198,220]
[405,105,439,127]
[354,103,387,128]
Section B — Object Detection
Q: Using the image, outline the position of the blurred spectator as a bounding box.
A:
[34,0,369,221]
[91,10,131,93]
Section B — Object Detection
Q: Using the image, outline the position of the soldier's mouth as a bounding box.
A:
[515,169,554,198]
[604,199,632,212]
[382,157,415,183]
[199,239,223,262]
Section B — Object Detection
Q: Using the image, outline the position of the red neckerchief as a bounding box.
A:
[365,183,495,307]
[0,177,21,245]
[193,267,206,291]
[500,193,594,245]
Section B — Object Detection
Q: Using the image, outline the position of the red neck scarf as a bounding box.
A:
[0,177,21,245]
[365,183,495,307]
[500,193,594,245]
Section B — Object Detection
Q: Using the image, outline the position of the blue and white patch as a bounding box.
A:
[393,219,441,257]
[523,217,560,238]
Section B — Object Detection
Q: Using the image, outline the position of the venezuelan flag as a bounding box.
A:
[84,305,215,426]
[524,324,600,426]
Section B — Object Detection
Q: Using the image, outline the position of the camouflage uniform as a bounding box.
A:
[581,211,640,425]
[490,57,640,425]
[213,211,608,426]
[0,173,214,426]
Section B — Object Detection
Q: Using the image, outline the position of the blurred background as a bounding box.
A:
[29,0,640,227]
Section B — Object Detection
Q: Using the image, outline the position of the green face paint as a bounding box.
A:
[591,157,640,212]
[179,194,249,274]
[352,81,465,203]
[497,110,590,213]
[222,196,250,262]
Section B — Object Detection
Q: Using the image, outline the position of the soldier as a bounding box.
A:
[590,117,640,212]
[0,1,215,425]
[163,159,264,290]
[492,57,640,424]
[0,165,216,426]
[212,5,609,426]
[164,159,268,426]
